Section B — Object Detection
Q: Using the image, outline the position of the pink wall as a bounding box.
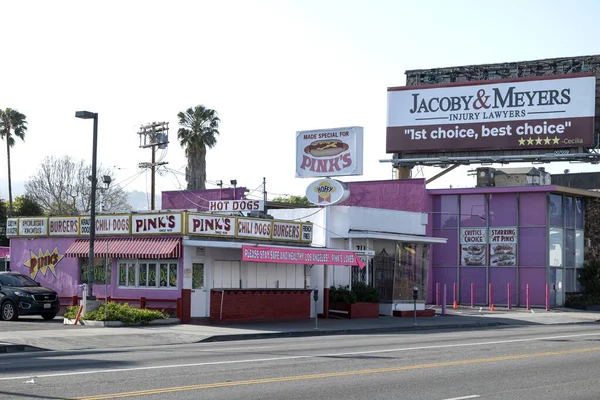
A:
[10,237,182,302]
[340,179,428,212]
[0,247,9,258]
[162,187,247,211]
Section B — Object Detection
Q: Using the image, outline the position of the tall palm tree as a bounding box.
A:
[177,105,220,190]
[0,108,27,215]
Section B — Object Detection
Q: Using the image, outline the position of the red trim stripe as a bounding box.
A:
[64,237,181,259]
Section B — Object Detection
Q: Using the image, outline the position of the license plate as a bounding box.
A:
[44,303,51,309]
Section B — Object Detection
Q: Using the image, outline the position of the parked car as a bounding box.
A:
[0,272,60,321]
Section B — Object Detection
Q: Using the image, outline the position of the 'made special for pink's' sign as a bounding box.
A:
[242,245,365,269]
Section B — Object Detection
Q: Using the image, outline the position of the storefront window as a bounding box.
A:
[489,193,517,227]
[576,231,584,268]
[433,195,459,228]
[576,198,584,230]
[565,268,575,292]
[80,257,112,284]
[564,229,575,267]
[394,243,429,301]
[118,260,178,289]
[549,194,563,227]
[549,228,563,267]
[565,196,575,229]
[460,194,486,227]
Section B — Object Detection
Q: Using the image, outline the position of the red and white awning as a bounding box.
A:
[65,237,181,259]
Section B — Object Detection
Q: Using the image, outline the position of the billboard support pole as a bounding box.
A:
[426,164,460,184]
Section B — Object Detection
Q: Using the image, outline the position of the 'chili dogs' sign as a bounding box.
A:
[387,74,596,153]
[296,126,364,178]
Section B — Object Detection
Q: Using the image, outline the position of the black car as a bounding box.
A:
[0,272,60,321]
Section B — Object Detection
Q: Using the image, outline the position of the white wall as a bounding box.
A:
[269,208,327,246]
[329,206,427,236]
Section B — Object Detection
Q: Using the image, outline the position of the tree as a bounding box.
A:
[0,108,27,215]
[0,196,44,246]
[24,156,131,215]
[272,195,312,206]
[177,105,220,190]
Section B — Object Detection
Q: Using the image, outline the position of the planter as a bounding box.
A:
[329,302,379,319]
[63,317,180,327]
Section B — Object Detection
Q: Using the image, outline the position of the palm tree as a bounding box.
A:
[177,105,220,190]
[0,108,27,215]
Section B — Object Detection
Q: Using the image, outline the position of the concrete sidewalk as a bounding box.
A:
[0,306,598,353]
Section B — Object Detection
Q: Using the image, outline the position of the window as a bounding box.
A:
[565,196,575,229]
[460,194,486,227]
[576,198,584,230]
[192,263,205,289]
[549,228,563,267]
[564,229,575,267]
[549,194,563,227]
[433,195,459,228]
[576,231,584,268]
[118,260,178,289]
[80,257,112,284]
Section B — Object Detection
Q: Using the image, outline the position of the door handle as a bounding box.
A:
[191,290,196,293]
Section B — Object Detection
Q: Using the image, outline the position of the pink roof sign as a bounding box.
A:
[242,245,365,269]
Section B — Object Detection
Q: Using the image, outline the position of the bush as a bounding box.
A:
[578,260,600,297]
[63,302,168,324]
[329,283,379,304]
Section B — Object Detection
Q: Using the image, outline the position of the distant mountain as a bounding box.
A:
[127,190,161,211]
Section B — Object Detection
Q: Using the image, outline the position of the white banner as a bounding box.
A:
[132,213,182,234]
[208,200,264,212]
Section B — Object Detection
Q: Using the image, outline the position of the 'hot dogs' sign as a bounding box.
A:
[296,126,364,178]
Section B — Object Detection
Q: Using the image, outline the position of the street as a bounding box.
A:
[1,324,600,399]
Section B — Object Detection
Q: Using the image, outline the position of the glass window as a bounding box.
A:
[433,195,459,228]
[549,194,563,227]
[394,243,429,301]
[489,193,517,227]
[519,192,547,226]
[576,230,584,268]
[159,263,168,287]
[169,263,178,287]
[138,263,148,287]
[576,198,584,230]
[80,257,112,284]
[148,263,157,287]
[549,228,563,267]
[565,268,575,292]
[460,194,486,227]
[119,262,127,286]
[564,229,575,267]
[565,196,575,229]
[192,263,205,289]
[117,260,178,288]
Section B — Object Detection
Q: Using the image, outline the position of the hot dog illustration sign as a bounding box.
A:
[296,126,364,178]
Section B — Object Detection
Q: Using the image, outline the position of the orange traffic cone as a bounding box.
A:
[453,301,458,309]
[490,304,495,312]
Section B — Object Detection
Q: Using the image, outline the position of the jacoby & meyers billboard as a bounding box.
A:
[386,74,596,153]
[296,126,364,178]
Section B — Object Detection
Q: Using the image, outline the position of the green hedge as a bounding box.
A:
[329,282,379,304]
[63,302,168,324]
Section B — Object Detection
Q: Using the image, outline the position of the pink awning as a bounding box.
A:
[242,245,365,269]
[65,237,181,259]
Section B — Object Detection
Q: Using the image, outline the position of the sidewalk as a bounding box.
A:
[1,306,598,353]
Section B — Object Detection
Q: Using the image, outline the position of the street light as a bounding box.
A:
[76,110,98,300]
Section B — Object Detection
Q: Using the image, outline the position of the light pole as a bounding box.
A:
[75,110,98,300]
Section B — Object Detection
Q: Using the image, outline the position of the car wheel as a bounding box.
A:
[1,300,18,321]
[41,312,57,320]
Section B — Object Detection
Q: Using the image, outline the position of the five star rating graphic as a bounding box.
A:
[518,137,560,146]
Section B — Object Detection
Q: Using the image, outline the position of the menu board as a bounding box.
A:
[460,228,487,267]
[489,227,517,267]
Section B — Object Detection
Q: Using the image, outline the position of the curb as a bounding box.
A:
[0,344,46,354]
[63,318,180,327]
[198,321,509,343]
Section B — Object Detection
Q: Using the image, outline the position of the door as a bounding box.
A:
[190,262,208,317]
[555,269,564,307]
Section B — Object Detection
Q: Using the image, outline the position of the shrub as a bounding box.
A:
[329,283,379,304]
[63,302,168,324]
[578,260,600,298]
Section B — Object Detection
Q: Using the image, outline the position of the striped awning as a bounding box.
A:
[65,237,181,259]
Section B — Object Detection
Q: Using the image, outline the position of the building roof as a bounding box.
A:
[428,185,600,199]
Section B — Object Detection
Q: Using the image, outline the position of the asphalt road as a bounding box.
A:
[1,324,600,400]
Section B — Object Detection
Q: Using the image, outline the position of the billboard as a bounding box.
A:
[296,126,363,178]
[387,74,596,154]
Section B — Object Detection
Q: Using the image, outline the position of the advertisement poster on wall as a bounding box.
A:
[489,227,518,267]
[460,228,487,266]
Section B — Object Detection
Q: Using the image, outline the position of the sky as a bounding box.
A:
[2,0,600,206]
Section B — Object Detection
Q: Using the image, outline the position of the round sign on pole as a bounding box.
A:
[305,179,350,206]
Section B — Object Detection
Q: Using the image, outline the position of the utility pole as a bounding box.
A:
[138,122,169,210]
[263,177,267,214]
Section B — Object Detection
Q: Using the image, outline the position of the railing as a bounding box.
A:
[59,296,182,318]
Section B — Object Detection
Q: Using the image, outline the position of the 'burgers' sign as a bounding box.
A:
[295,126,364,178]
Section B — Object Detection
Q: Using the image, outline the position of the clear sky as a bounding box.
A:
[2,0,599,205]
